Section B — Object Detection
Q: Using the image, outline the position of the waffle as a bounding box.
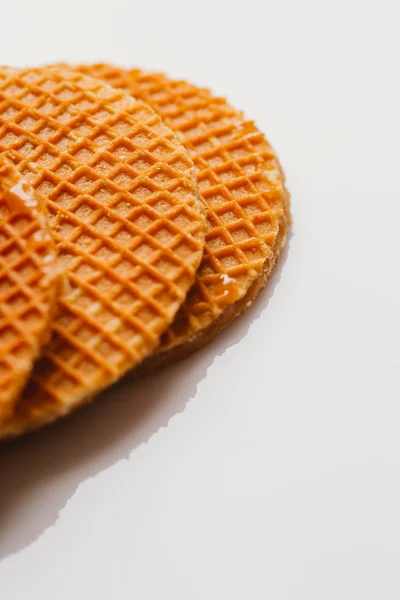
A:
[0,159,59,426]
[0,66,205,438]
[76,65,290,370]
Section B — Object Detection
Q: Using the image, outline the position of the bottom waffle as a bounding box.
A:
[0,160,59,425]
[137,165,289,375]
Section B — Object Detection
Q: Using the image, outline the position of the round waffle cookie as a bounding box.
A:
[0,159,59,426]
[0,66,205,438]
[76,64,290,371]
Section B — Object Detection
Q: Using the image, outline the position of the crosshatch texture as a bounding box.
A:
[0,160,59,426]
[0,67,206,437]
[76,64,290,363]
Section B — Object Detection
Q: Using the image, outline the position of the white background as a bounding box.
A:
[1,0,399,598]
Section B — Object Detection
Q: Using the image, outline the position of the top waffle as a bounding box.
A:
[0,66,205,437]
[0,159,59,425]
[76,64,290,367]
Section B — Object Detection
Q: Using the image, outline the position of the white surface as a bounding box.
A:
[1,0,399,598]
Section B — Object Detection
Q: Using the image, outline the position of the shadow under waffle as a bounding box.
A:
[0,238,290,560]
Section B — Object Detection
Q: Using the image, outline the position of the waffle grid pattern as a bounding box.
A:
[0,162,58,423]
[77,64,285,350]
[0,67,205,431]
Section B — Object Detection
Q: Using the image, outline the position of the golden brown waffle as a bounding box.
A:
[0,66,205,438]
[76,64,290,370]
[0,159,59,426]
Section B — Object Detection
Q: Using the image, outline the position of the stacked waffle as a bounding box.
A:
[0,64,290,439]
